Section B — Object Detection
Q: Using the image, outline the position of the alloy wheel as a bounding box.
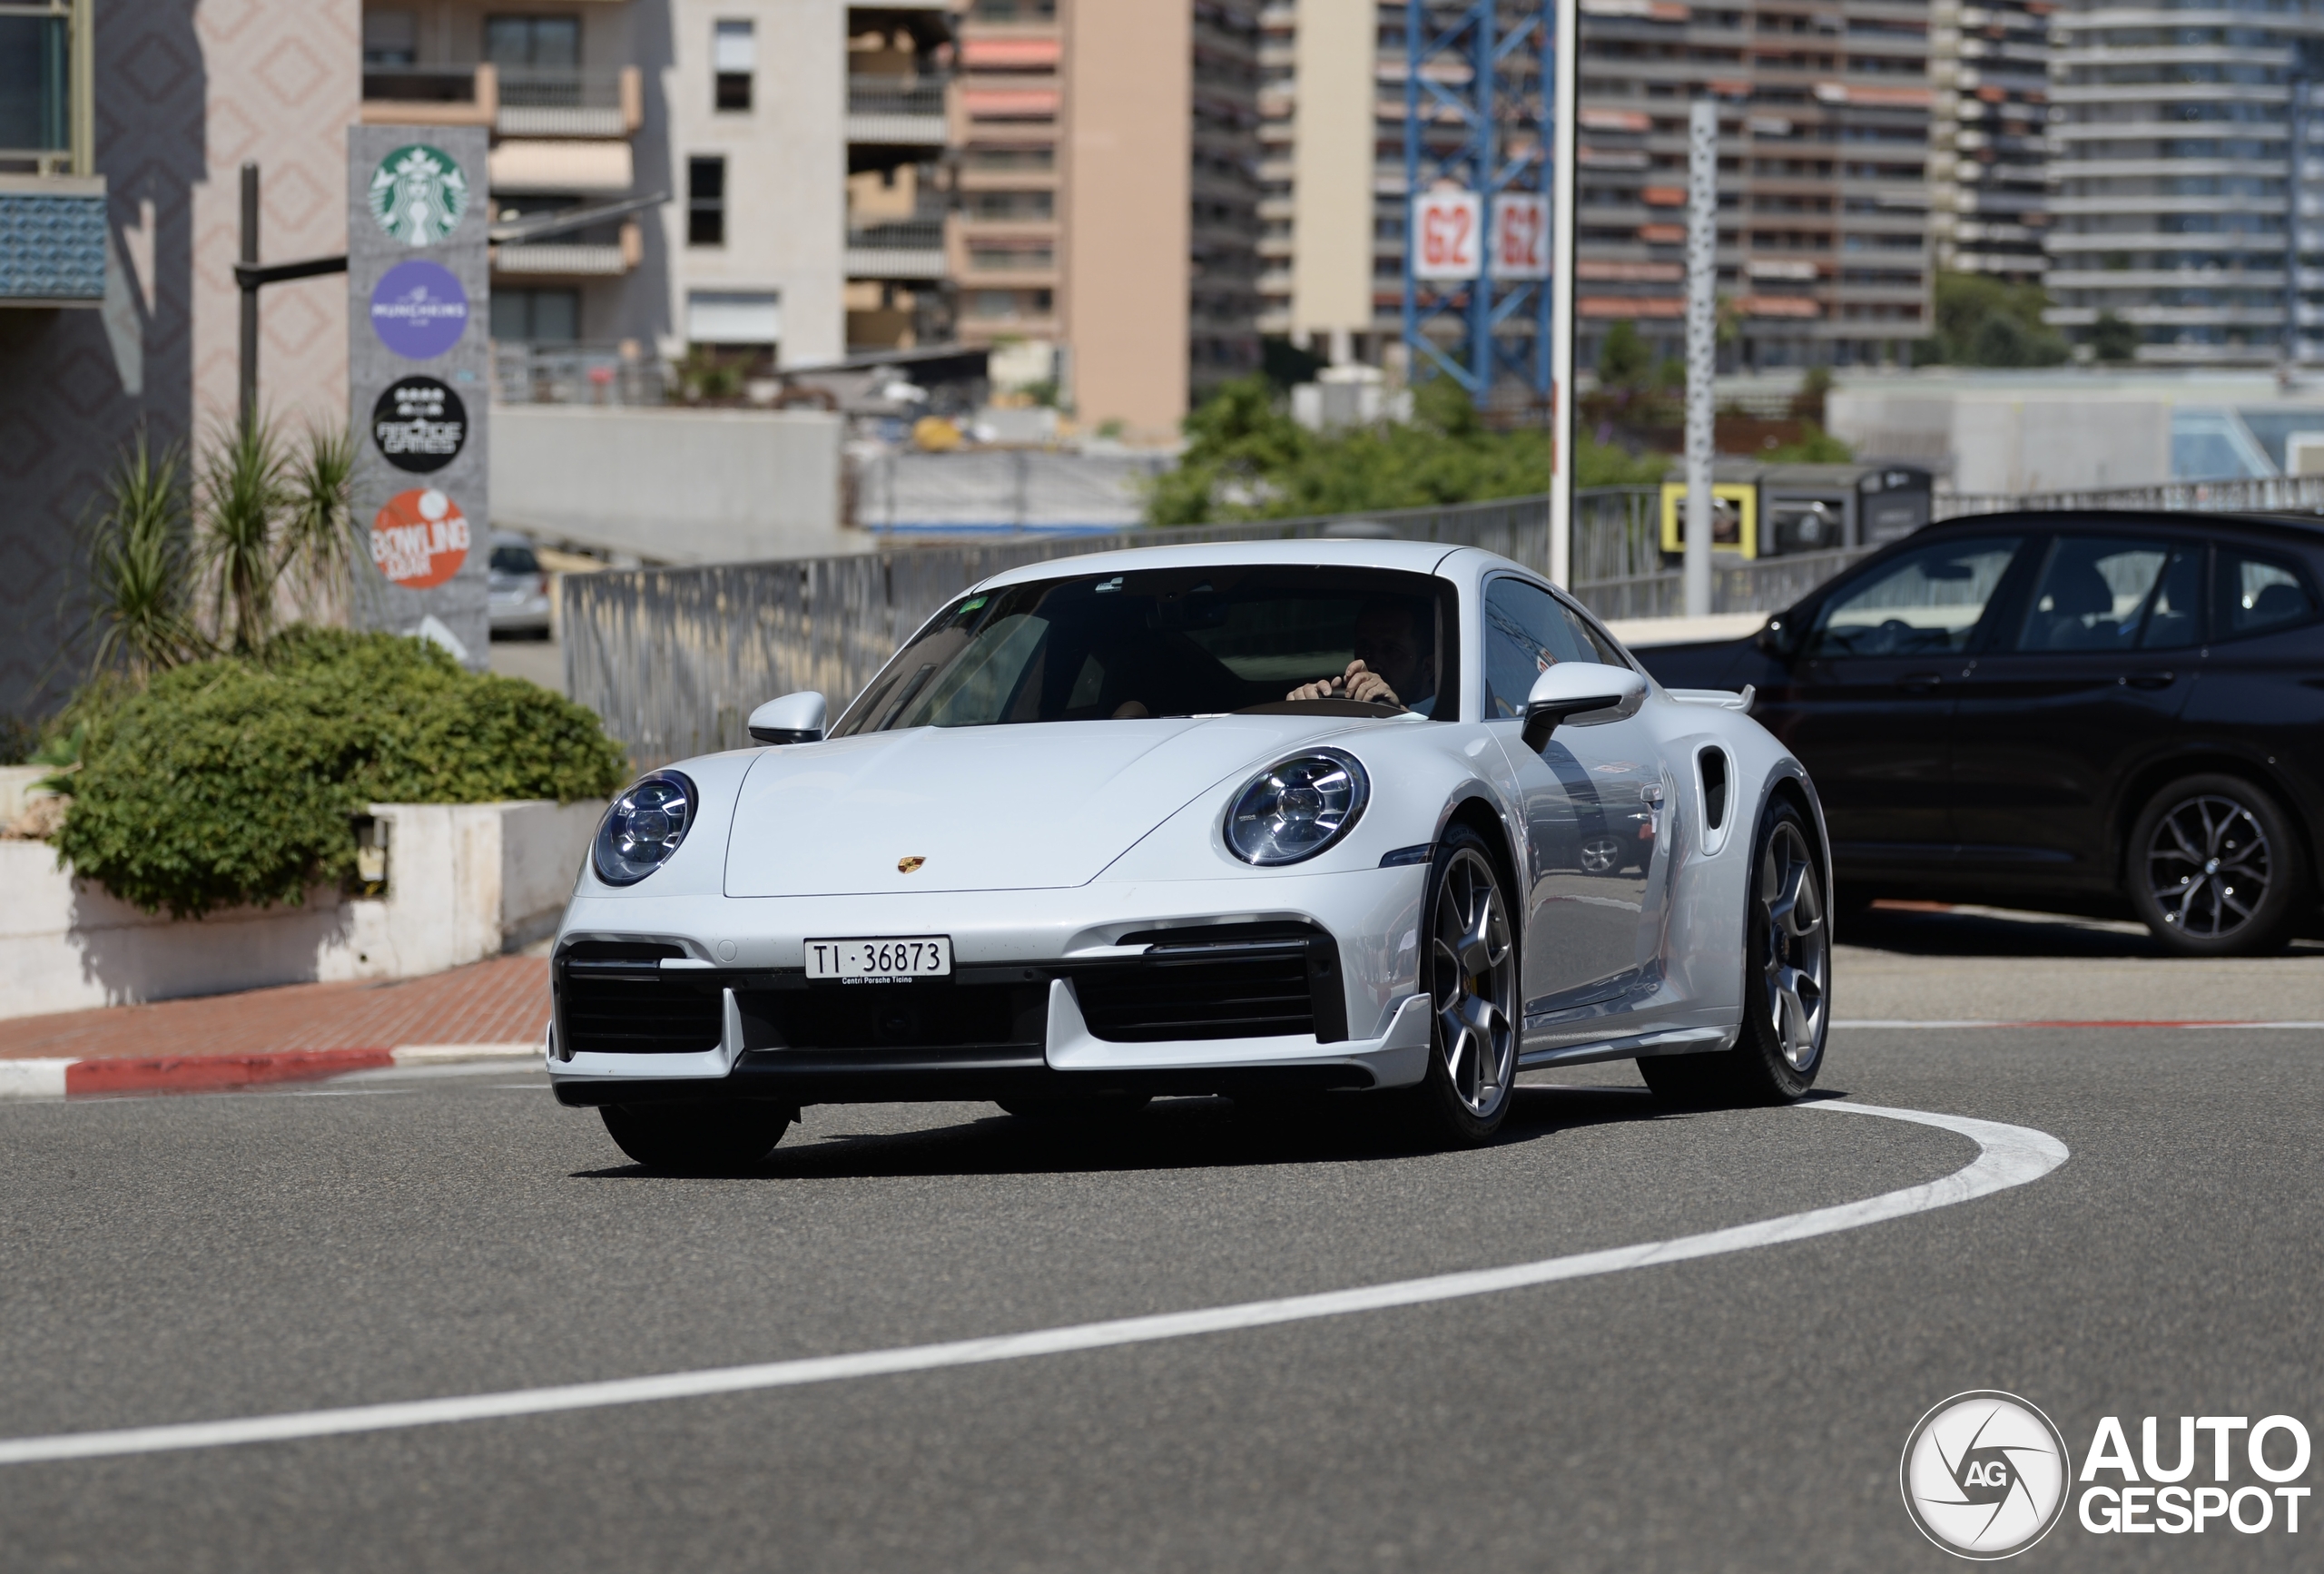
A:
[2146,793,2271,940]
[1429,848,1517,1117]
[1758,821,1827,1072]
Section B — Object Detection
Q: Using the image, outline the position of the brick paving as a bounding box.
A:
[0,956,550,1061]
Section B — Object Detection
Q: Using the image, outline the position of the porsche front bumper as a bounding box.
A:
[546,867,1432,1107]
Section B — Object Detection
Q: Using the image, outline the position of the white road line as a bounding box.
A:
[1837,1019,2324,1030]
[0,1099,2067,1469]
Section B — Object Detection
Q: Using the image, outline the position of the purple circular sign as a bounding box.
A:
[369,261,469,359]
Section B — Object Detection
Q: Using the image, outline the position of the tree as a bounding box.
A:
[1925,271,2071,367]
[2092,310,2139,363]
[1147,374,1575,525]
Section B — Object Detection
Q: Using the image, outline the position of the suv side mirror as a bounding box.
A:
[748,691,827,745]
[1755,613,1804,659]
[1521,663,1646,753]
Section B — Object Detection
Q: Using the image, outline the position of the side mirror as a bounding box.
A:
[748,691,827,745]
[1521,663,1646,753]
[1755,613,1803,658]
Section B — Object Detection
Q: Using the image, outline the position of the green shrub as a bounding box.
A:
[54,628,626,919]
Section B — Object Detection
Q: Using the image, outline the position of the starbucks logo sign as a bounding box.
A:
[368,144,469,246]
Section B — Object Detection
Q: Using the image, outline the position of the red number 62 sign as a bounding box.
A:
[1492,192,1551,280]
[1412,188,1482,280]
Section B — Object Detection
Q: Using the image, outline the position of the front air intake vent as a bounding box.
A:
[556,940,723,1056]
[1076,924,1340,1043]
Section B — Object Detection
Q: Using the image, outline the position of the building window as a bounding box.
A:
[484,15,580,68]
[361,9,417,68]
[688,156,726,246]
[491,287,581,344]
[714,20,754,111]
[686,290,781,347]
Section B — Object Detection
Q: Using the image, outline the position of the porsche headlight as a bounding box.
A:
[593,772,696,886]
[1224,751,1369,866]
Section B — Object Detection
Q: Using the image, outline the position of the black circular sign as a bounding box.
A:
[369,376,468,474]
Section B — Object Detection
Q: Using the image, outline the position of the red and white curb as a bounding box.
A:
[0,1042,540,1100]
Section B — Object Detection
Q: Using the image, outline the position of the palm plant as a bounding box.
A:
[199,414,290,654]
[82,430,204,678]
[281,423,359,622]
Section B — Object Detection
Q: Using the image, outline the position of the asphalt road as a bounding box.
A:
[2,1028,2318,1572]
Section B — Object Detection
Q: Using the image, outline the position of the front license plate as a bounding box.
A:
[805,936,952,982]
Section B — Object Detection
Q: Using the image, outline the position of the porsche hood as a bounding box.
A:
[721,715,1363,897]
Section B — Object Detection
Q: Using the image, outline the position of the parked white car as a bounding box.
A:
[487,531,553,637]
[549,539,1832,1170]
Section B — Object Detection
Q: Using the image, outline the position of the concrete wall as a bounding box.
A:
[0,799,601,1021]
[1062,0,1190,443]
[490,403,848,562]
[0,0,359,727]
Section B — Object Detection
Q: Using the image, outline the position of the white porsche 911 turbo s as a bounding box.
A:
[549,539,1832,1170]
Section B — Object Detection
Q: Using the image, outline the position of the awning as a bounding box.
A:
[488,140,633,194]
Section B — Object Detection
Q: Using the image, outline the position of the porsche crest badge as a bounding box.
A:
[897,856,926,874]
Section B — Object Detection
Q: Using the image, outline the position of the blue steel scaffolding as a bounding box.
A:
[1400,0,1557,404]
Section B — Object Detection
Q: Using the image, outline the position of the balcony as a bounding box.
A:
[494,221,643,278]
[363,64,643,138]
[496,65,643,138]
[845,217,948,280]
[847,75,949,146]
[362,64,498,128]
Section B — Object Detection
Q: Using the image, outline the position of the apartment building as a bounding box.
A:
[1928,0,2050,280]
[1259,1,1933,379]
[361,0,958,374]
[1572,0,1935,371]
[2044,0,2321,364]
[950,0,1260,439]
[1255,0,1376,363]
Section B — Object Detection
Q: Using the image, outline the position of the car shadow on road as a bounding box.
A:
[570,1084,1699,1182]
[1844,902,2176,959]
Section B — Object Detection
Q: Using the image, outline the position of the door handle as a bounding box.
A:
[1899,672,1943,693]
[2122,671,2176,690]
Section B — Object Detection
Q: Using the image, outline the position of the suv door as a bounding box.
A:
[1757,534,2026,882]
[1482,575,1673,1041]
[1948,531,2203,886]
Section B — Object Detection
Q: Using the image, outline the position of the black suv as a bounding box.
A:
[1636,510,2324,955]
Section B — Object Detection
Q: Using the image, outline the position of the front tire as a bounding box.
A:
[1640,799,1828,1107]
[1400,825,1520,1147]
[600,1101,795,1174]
[2126,774,2305,957]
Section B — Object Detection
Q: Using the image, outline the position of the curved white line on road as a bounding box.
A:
[0,1100,2066,1468]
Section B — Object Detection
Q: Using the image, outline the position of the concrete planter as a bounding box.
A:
[0,800,605,1021]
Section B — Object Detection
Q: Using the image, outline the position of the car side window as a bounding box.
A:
[2009,536,2185,653]
[2215,548,2319,641]
[1483,576,1604,719]
[1804,536,2022,659]
[2138,547,2203,650]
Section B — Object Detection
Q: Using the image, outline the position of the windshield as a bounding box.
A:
[830,566,1457,734]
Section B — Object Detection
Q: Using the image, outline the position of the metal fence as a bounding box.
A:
[565,491,1817,767]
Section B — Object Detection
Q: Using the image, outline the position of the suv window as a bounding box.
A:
[2215,547,2318,641]
[1482,576,1625,719]
[1804,536,2022,658]
[2010,536,2200,653]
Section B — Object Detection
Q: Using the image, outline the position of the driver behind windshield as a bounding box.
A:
[1286,599,1436,714]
